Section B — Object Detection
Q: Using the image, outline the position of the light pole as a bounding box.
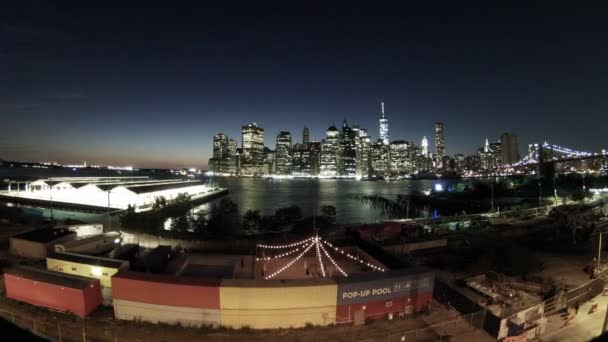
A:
[538,180,542,207]
[49,177,54,220]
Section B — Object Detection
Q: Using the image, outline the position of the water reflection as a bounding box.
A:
[212,178,458,224]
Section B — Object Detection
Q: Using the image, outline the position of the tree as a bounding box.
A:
[243,210,262,231]
[152,196,168,210]
[320,205,336,225]
[207,198,239,233]
[171,213,193,232]
[274,205,302,226]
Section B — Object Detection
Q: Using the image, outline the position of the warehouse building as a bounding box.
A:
[4,266,102,317]
[112,271,221,327]
[3,177,214,210]
[47,252,129,305]
[10,228,77,260]
[54,232,122,255]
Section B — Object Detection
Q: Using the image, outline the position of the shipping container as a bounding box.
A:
[335,268,434,306]
[336,292,433,323]
[54,232,121,254]
[113,299,220,327]
[10,229,76,260]
[4,266,102,317]
[46,252,129,305]
[334,268,434,323]
[111,271,221,309]
[219,278,337,329]
[67,224,104,237]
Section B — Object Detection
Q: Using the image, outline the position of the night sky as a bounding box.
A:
[1,2,607,169]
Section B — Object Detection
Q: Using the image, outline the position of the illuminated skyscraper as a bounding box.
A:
[242,123,265,163]
[435,122,445,160]
[303,126,310,145]
[240,123,266,175]
[339,119,357,177]
[320,125,340,177]
[421,136,429,157]
[379,102,389,145]
[209,133,238,174]
[275,131,292,175]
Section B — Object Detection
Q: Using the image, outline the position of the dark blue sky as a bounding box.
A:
[1,1,607,168]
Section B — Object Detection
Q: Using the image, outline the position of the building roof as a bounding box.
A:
[334,267,433,284]
[122,180,204,194]
[221,277,337,288]
[48,252,128,269]
[4,265,98,290]
[103,243,139,260]
[11,228,76,243]
[96,180,180,191]
[58,232,121,249]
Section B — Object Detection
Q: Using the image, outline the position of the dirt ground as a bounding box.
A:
[531,252,595,288]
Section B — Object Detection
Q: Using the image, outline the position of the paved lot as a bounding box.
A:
[541,293,608,342]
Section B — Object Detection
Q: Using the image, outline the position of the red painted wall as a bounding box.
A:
[4,273,101,317]
[112,272,220,309]
[336,292,433,323]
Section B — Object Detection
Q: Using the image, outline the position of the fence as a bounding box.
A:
[544,277,606,315]
[348,310,487,342]
[0,304,488,342]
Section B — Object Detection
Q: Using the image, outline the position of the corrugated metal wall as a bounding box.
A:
[219,279,338,329]
[336,292,433,323]
[10,239,46,260]
[111,273,220,309]
[336,270,434,305]
[113,299,220,327]
[335,269,434,323]
[4,273,101,317]
[46,256,127,305]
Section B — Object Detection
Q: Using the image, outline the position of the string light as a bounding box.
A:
[257,237,312,249]
[259,235,386,280]
[314,236,326,277]
[322,240,385,272]
[319,242,347,277]
[264,242,315,280]
[255,247,301,261]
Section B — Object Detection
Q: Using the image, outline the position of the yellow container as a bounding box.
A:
[46,252,129,304]
[219,279,337,328]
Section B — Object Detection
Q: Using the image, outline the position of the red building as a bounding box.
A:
[4,266,102,317]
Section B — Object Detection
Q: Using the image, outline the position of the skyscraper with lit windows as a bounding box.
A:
[379,102,389,145]
[275,131,292,175]
[435,122,445,168]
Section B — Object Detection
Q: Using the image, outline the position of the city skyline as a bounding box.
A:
[2,2,608,168]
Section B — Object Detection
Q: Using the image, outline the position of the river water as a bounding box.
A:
[0,167,460,224]
[213,177,457,223]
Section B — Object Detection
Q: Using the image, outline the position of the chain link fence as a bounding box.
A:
[0,305,487,342]
[344,310,487,342]
[0,307,119,342]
